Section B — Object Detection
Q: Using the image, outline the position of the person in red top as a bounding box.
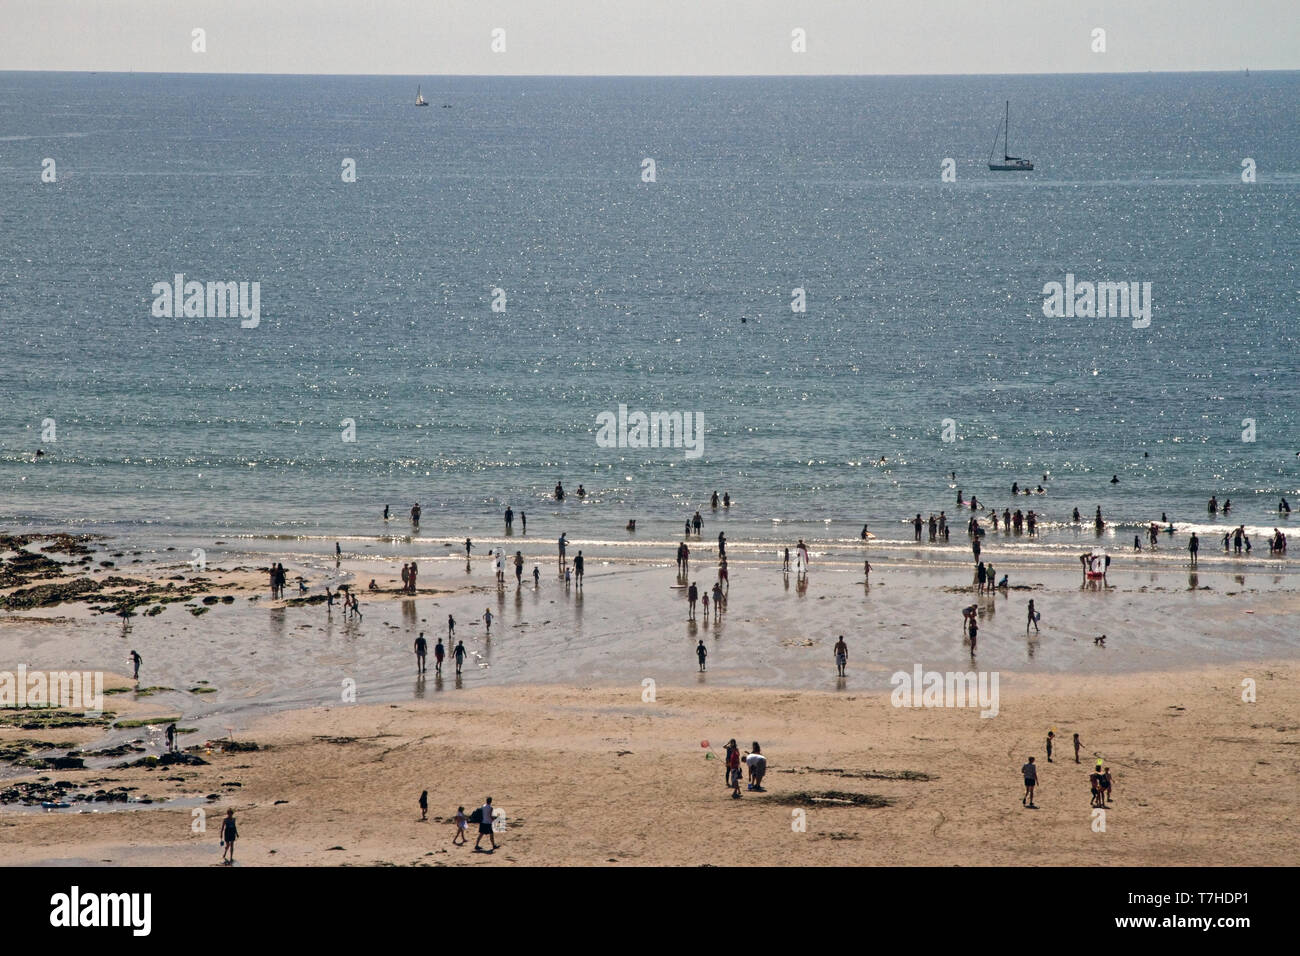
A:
[725,739,742,798]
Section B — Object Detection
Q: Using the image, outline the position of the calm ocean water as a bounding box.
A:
[1,72,1297,550]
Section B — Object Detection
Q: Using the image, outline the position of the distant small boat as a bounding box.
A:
[415,85,429,107]
[988,101,1033,171]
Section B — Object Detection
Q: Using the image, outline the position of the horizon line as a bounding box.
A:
[2,68,1292,79]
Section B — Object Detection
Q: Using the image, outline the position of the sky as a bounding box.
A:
[2,1,1297,75]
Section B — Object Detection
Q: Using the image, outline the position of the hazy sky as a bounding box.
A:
[3,1,1296,75]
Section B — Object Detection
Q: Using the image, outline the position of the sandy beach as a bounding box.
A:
[2,529,1297,866]
[2,666,1295,866]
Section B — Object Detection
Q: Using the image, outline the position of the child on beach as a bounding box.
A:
[702,592,709,619]
[697,640,707,671]
[419,790,428,821]
[453,806,468,844]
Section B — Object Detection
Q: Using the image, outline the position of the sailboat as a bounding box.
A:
[988,101,1033,171]
[415,85,429,107]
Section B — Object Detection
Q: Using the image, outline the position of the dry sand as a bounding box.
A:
[2,664,1294,866]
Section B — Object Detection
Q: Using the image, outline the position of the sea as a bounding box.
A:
[2,71,1298,563]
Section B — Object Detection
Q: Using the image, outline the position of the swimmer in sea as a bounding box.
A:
[1111,475,1119,484]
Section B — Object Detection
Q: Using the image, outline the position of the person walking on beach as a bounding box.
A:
[514,550,524,586]
[448,614,456,639]
[401,563,410,593]
[465,538,473,558]
[687,581,698,620]
[834,635,848,676]
[495,549,505,586]
[129,650,142,680]
[1021,757,1038,809]
[419,790,428,821]
[1073,733,1085,764]
[574,550,584,587]
[408,561,418,594]
[475,797,498,851]
[864,559,872,583]
[453,640,467,675]
[434,637,445,675]
[1026,599,1040,634]
[782,547,790,571]
[483,609,493,637]
[967,615,977,655]
[701,590,709,620]
[165,722,177,752]
[532,565,540,588]
[452,806,468,844]
[1102,767,1114,803]
[697,639,707,671]
[414,632,428,673]
[1046,730,1055,763]
[220,809,238,864]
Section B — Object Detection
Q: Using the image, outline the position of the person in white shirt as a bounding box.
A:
[745,743,767,791]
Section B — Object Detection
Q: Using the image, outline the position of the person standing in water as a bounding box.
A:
[434,637,445,675]
[414,632,428,673]
[521,511,527,534]
[482,609,493,637]
[1189,532,1199,565]
[697,640,707,671]
[833,635,848,677]
[514,550,524,586]
[453,640,467,675]
[1026,599,1040,634]
[129,650,142,680]
[687,581,698,620]
[574,550,584,587]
